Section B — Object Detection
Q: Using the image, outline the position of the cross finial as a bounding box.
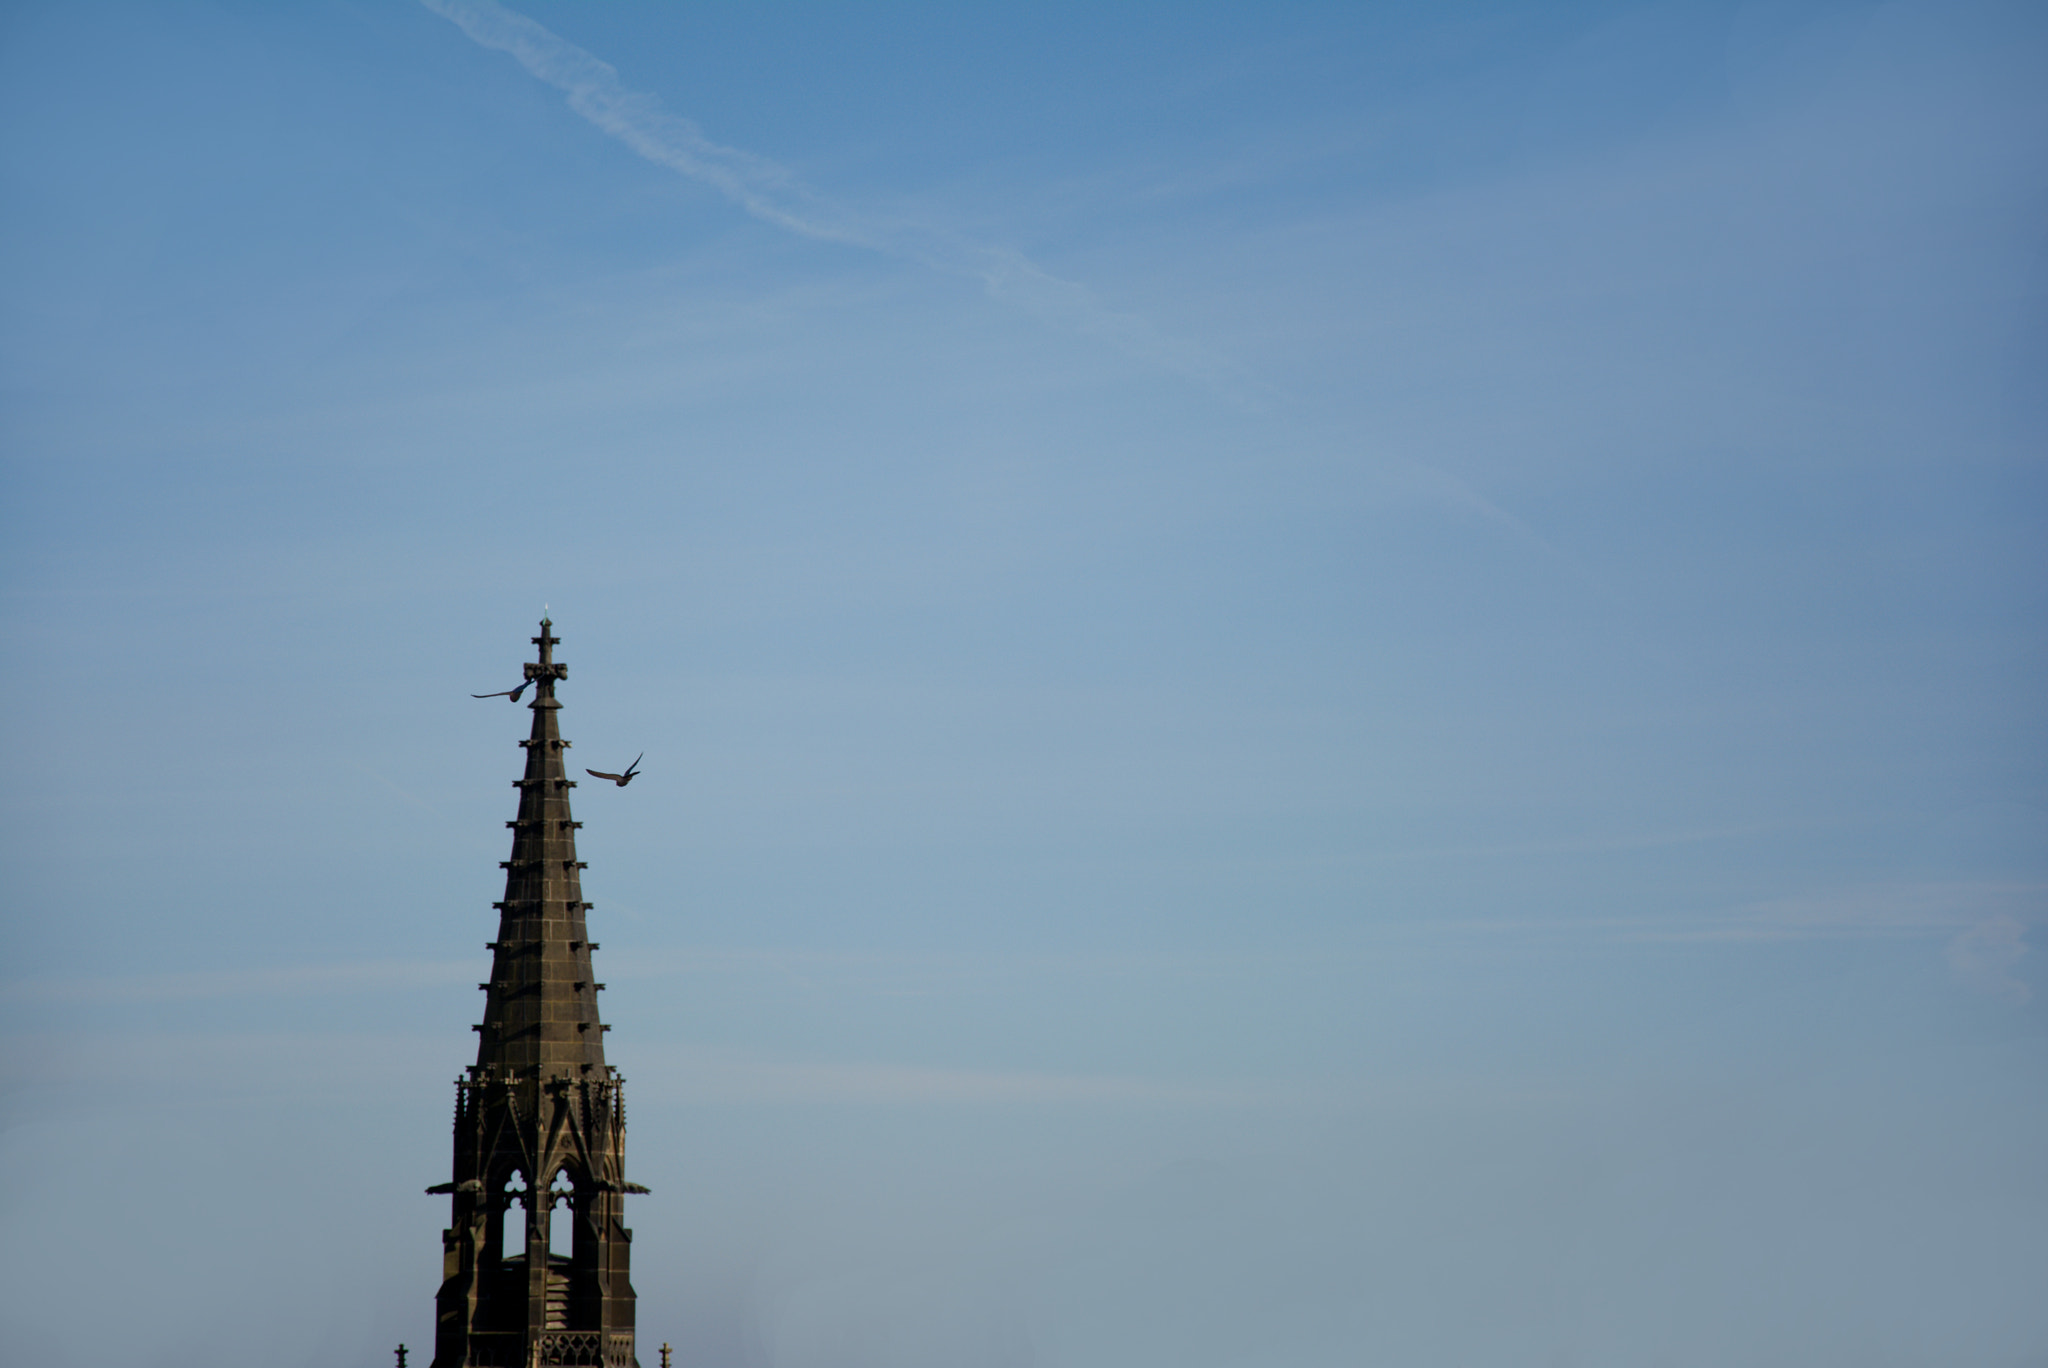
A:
[661,1344,672,1368]
[395,1346,408,1368]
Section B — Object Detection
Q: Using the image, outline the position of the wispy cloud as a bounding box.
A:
[1433,882,2043,1009]
[1946,915,2031,1004]
[1394,881,2046,978]
[0,959,474,1005]
[1439,880,2015,1008]
[0,1030,458,1105]
[1642,881,2047,946]
[625,1043,1253,1106]
[346,759,441,813]
[421,0,863,246]
[20,881,2032,1015]
[418,0,1246,394]
[1352,823,1782,866]
[0,1028,1253,1109]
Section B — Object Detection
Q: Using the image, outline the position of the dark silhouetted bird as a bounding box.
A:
[586,754,643,787]
[471,681,532,702]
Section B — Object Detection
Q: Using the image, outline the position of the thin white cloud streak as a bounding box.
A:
[346,759,441,814]
[626,1043,1255,1106]
[418,0,1245,393]
[0,1030,456,1101]
[1381,455,1558,554]
[1661,881,2046,945]
[415,0,1571,525]
[0,958,475,1005]
[16,881,2033,1012]
[1427,881,2046,961]
[1351,822,1783,865]
[420,0,860,246]
[1376,454,1624,598]
[0,1029,1253,1107]
[622,1047,1574,1108]
[1947,915,2031,1003]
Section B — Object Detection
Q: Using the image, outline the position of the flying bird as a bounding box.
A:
[586,754,643,787]
[471,681,533,702]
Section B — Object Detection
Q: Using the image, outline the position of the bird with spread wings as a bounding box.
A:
[587,754,643,787]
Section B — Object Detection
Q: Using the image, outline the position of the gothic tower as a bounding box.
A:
[430,619,645,1368]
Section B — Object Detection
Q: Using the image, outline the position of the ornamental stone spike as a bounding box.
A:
[430,619,645,1368]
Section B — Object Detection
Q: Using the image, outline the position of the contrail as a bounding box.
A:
[419,0,1246,393]
[420,0,868,245]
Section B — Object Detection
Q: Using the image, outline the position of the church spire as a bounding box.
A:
[475,616,609,1078]
[432,619,643,1368]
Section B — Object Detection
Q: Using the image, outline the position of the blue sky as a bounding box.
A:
[2,2,2045,1365]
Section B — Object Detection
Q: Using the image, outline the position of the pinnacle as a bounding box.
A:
[473,621,609,1078]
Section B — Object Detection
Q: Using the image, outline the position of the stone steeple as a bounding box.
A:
[431,619,644,1368]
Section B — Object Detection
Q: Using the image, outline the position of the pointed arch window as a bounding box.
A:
[502,1170,529,1261]
[548,1167,576,1259]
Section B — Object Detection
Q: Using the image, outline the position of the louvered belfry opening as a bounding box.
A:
[431,620,643,1368]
